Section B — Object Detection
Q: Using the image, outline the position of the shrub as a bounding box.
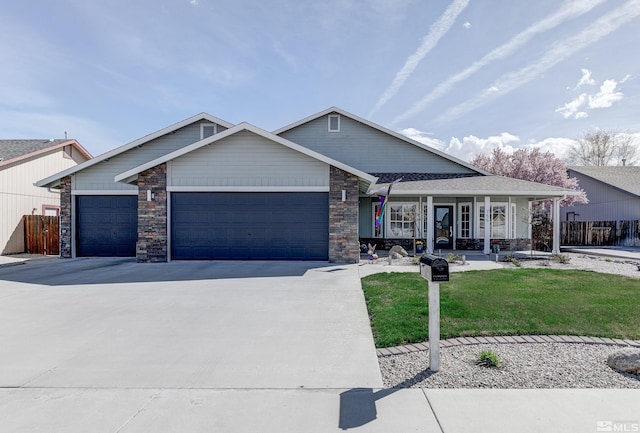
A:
[446,253,462,263]
[503,254,521,267]
[551,254,571,264]
[476,350,501,368]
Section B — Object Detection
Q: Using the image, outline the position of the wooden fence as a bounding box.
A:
[561,220,640,247]
[23,215,59,255]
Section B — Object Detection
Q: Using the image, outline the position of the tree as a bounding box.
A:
[570,130,639,166]
[470,147,588,206]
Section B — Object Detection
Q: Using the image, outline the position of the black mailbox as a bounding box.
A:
[419,254,449,282]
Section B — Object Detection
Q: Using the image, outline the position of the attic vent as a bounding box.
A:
[328,114,340,132]
[201,123,217,139]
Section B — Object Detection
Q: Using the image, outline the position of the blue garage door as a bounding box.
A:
[171,192,328,260]
[76,195,138,257]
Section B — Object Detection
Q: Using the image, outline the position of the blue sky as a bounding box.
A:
[1,0,639,162]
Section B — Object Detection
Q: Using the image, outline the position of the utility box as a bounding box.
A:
[419,254,449,282]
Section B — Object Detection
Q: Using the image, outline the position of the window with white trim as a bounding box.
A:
[200,123,217,139]
[328,114,340,132]
[458,203,471,238]
[387,203,416,238]
[477,203,516,238]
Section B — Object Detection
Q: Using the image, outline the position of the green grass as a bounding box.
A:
[362,269,640,348]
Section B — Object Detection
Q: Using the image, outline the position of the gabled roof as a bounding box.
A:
[115,122,377,189]
[36,113,233,188]
[0,139,92,168]
[273,106,490,176]
[377,175,577,197]
[569,166,640,197]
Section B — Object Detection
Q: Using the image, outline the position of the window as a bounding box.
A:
[458,203,471,238]
[387,204,416,238]
[328,114,340,132]
[477,203,516,238]
[43,206,59,216]
[200,123,217,139]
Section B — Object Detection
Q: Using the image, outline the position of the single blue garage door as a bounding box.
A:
[76,195,138,257]
[171,192,328,260]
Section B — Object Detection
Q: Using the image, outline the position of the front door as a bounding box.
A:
[434,206,453,249]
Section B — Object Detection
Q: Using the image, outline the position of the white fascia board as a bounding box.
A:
[388,190,570,197]
[273,106,489,176]
[71,190,138,195]
[115,122,378,185]
[36,113,234,188]
[167,186,330,192]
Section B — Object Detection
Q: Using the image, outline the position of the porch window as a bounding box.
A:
[478,203,516,238]
[388,204,416,238]
[458,203,470,238]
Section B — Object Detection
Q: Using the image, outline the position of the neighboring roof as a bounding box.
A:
[376,175,577,197]
[36,113,233,188]
[0,139,92,168]
[273,106,490,176]
[568,166,640,197]
[115,122,377,189]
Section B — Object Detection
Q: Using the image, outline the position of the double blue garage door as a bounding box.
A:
[76,193,329,260]
[171,192,329,260]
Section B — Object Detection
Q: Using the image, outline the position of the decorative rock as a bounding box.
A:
[607,347,640,375]
[389,252,403,260]
[389,245,409,257]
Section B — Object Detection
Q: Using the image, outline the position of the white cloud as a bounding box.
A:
[556,74,625,119]
[463,21,471,29]
[621,74,632,83]
[588,79,624,108]
[399,127,446,151]
[434,0,640,125]
[368,0,470,116]
[190,0,198,5]
[391,0,606,126]
[555,93,588,118]
[574,68,595,89]
[528,137,577,161]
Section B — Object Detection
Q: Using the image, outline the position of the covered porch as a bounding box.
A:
[360,176,577,256]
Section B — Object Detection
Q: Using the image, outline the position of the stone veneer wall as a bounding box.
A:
[59,176,72,258]
[137,164,167,262]
[329,166,360,263]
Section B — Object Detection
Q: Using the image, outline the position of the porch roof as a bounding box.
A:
[372,175,576,198]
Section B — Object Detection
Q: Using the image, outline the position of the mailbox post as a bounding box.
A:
[419,254,449,372]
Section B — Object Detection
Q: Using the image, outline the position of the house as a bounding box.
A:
[0,139,91,254]
[36,108,576,263]
[561,166,640,222]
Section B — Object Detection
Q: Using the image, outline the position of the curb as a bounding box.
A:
[376,335,640,357]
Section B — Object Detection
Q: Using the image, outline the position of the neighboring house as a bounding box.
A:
[37,108,576,263]
[0,139,91,254]
[561,166,640,222]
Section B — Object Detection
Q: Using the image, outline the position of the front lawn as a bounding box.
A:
[362,269,640,348]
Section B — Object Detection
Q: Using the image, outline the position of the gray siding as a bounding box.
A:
[279,114,476,174]
[561,172,640,221]
[73,123,211,191]
[170,130,329,188]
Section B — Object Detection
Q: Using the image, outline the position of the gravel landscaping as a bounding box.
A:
[379,343,640,389]
[376,252,640,388]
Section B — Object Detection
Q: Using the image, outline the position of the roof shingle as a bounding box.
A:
[0,139,69,161]
[569,166,640,197]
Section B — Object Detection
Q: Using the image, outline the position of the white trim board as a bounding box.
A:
[71,190,138,195]
[167,186,330,193]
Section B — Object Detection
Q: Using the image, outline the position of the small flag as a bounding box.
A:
[374,178,401,227]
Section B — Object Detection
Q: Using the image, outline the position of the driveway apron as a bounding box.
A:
[0,259,383,389]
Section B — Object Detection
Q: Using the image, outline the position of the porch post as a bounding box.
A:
[552,197,561,254]
[484,196,491,254]
[426,196,434,254]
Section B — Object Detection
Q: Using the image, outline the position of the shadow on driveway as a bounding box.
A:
[0,257,332,286]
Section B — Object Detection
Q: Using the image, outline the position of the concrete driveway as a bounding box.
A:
[0,258,382,389]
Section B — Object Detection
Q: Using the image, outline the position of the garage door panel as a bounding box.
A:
[76,196,137,257]
[171,192,328,260]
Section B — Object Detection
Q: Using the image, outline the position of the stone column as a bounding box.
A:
[137,164,168,262]
[329,166,359,263]
[59,176,72,258]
